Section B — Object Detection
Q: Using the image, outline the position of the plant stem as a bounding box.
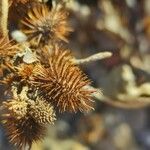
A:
[0,0,8,36]
[73,51,112,64]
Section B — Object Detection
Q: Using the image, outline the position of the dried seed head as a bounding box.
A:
[2,116,46,149]
[0,37,18,58]
[21,4,72,46]
[29,97,56,124]
[30,47,94,113]
[17,64,35,81]
[1,97,54,148]
[2,98,28,120]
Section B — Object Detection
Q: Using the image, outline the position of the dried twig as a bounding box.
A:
[73,51,112,64]
[0,0,8,36]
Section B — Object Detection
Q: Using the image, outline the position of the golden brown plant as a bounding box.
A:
[2,115,46,149]
[37,44,72,65]
[0,1,109,149]
[20,4,72,46]
[16,64,35,81]
[30,46,95,113]
[0,0,9,36]
[1,96,56,149]
[29,97,56,124]
[0,37,18,58]
[1,63,34,87]
[2,98,28,120]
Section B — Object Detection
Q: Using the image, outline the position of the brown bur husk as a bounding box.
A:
[30,46,95,113]
[1,96,56,149]
[20,4,72,47]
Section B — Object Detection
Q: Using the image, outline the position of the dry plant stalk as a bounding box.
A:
[0,0,8,36]
[0,0,113,149]
[74,51,112,64]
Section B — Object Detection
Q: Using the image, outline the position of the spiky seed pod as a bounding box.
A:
[2,116,46,149]
[20,4,72,46]
[0,37,18,58]
[30,48,95,113]
[29,97,56,124]
[1,97,52,148]
[1,98,28,120]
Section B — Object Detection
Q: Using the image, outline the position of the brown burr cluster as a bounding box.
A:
[0,0,97,149]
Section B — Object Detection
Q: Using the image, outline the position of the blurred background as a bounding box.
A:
[1,0,150,149]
